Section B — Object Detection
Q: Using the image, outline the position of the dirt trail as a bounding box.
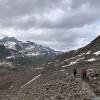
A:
[82,80,100,100]
[82,81,95,98]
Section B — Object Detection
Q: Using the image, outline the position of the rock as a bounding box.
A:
[84,98,91,100]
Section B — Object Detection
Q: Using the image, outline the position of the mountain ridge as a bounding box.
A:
[0,36,63,65]
[56,35,100,61]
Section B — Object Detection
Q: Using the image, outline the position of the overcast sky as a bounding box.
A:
[0,0,100,51]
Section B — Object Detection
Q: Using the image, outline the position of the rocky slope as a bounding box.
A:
[16,35,100,100]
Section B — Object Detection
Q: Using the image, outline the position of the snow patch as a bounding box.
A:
[11,85,14,88]
[84,58,96,62]
[70,61,78,65]
[65,52,90,62]
[48,62,52,64]
[6,55,15,59]
[86,51,91,55]
[60,69,65,72]
[26,52,39,56]
[75,57,85,62]
[4,42,16,50]
[62,61,78,68]
[62,65,68,68]
[94,51,100,56]
[25,45,35,50]
[35,67,43,70]
[78,53,85,57]
[65,56,77,62]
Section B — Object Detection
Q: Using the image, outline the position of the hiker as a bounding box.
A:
[86,69,97,80]
[82,69,87,80]
[73,68,77,77]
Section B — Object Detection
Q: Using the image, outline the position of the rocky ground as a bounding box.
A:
[0,71,100,100]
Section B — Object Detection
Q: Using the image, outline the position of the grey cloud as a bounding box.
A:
[0,0,100,51]
[0,0,100,30]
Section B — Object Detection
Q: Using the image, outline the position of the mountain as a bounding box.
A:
[0,35,100,100]
[0,36,62,65]
[52,35,100,69]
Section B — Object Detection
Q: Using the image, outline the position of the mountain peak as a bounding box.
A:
[0,36,19,43]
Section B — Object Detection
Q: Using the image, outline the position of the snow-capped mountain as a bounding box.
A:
[0,36,62,61]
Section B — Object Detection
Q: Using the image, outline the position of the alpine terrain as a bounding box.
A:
[0,35,100,100]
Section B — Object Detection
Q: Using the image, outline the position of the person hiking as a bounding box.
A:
[82,69,87,80]
[73,68,77,77]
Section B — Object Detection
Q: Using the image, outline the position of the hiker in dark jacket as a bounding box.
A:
[73,68,77,77]
[82,69,87,80]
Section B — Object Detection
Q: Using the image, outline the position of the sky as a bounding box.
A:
[0,0,100,51]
